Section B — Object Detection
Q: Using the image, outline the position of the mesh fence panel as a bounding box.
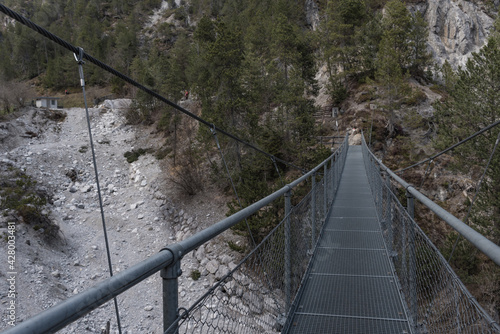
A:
[164,139,349,334]
[175,222,287,334]
[362,142,500,334]
[313,177,325,247]
[171,176,331,333]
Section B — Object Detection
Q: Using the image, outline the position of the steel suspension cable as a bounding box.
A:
[0,3,306,174]
[447,130,500,263]
[75,49,122,333]
[396,119,500,173]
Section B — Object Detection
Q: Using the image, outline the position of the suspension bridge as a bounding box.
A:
[1,3,500,333]
[3,136,500,334]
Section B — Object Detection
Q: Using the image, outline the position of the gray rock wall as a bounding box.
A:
[410,0,496,68]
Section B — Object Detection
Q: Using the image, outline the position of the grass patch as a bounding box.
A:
[228,241,245,253]
[59,93,85,108]
[190,269,201,281]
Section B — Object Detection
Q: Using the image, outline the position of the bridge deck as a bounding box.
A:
[287,146,411,334]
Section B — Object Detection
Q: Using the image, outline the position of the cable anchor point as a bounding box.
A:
[73,47,85,65]
[74,47,86,87]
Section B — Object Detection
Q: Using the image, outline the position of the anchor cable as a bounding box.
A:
[75,48,122,334]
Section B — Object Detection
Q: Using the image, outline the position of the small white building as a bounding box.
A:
[35,97,60,109]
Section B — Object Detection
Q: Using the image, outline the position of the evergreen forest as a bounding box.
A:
[1,0,499,319]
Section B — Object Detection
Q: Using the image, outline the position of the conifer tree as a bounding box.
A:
[321,0,368,102]
[435,38,500,245]
[381,0,412,68]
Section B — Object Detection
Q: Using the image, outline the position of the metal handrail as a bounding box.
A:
[361,134,500,267]
[2,135,349,334]
[361,133,500,332]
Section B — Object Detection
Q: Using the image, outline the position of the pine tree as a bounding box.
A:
[435,38,500,245]
[381,0,413,69]
[380,0,431,75]
[409,11,431,76]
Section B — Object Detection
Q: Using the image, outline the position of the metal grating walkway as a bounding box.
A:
[287,146,411,334]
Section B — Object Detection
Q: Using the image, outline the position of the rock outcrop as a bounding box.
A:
[411,0,497,69]
[305,0,320,30]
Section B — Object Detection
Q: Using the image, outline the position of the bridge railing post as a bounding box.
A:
[384,171,393,254]
[407,190,415,220]
[330,154,335,204]
[406,190,418,329]
[336,151,340,193]
[377,166,384,225]
[285,188,292,314]
[311,172,316,249]
[323,163,328,217]
[161,247,183,334]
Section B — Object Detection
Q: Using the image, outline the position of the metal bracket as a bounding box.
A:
[178,307,189,320]
[73,47,85,65]
[159,244,184,279]
[73,47,86,88]
[162,260,182,279]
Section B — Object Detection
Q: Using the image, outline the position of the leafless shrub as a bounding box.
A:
[0,80,33,114]
[168,145,204,196]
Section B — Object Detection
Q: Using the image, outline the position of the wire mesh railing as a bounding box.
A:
[362,136,500,334]
[166,143,348,333]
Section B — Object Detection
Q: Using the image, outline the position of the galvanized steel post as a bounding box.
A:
[377,164,384,220]
[409,220,418,329]
[335,152,339,193]
[406,190,417,327]
[162,247,183,334]
[330,155,335,204]
[407,190,415,220]
[311,172,316,248]
[385,171,393,254]
[324,163,328,217]
[285,188,292,314]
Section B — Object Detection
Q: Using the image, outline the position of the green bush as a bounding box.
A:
[228,241,245,253]
[190,269,201,280]
[0,165,58,239]
[124,148,153,163]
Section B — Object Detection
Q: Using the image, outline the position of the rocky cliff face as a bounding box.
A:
[305,0,320,30]
[303,0,496,69]
[410,0,497,68]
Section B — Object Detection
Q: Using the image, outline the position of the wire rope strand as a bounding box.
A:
[396,119,500,173]
[76,50,122,334]
[448,131,500,263]
[0,3,306,174]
